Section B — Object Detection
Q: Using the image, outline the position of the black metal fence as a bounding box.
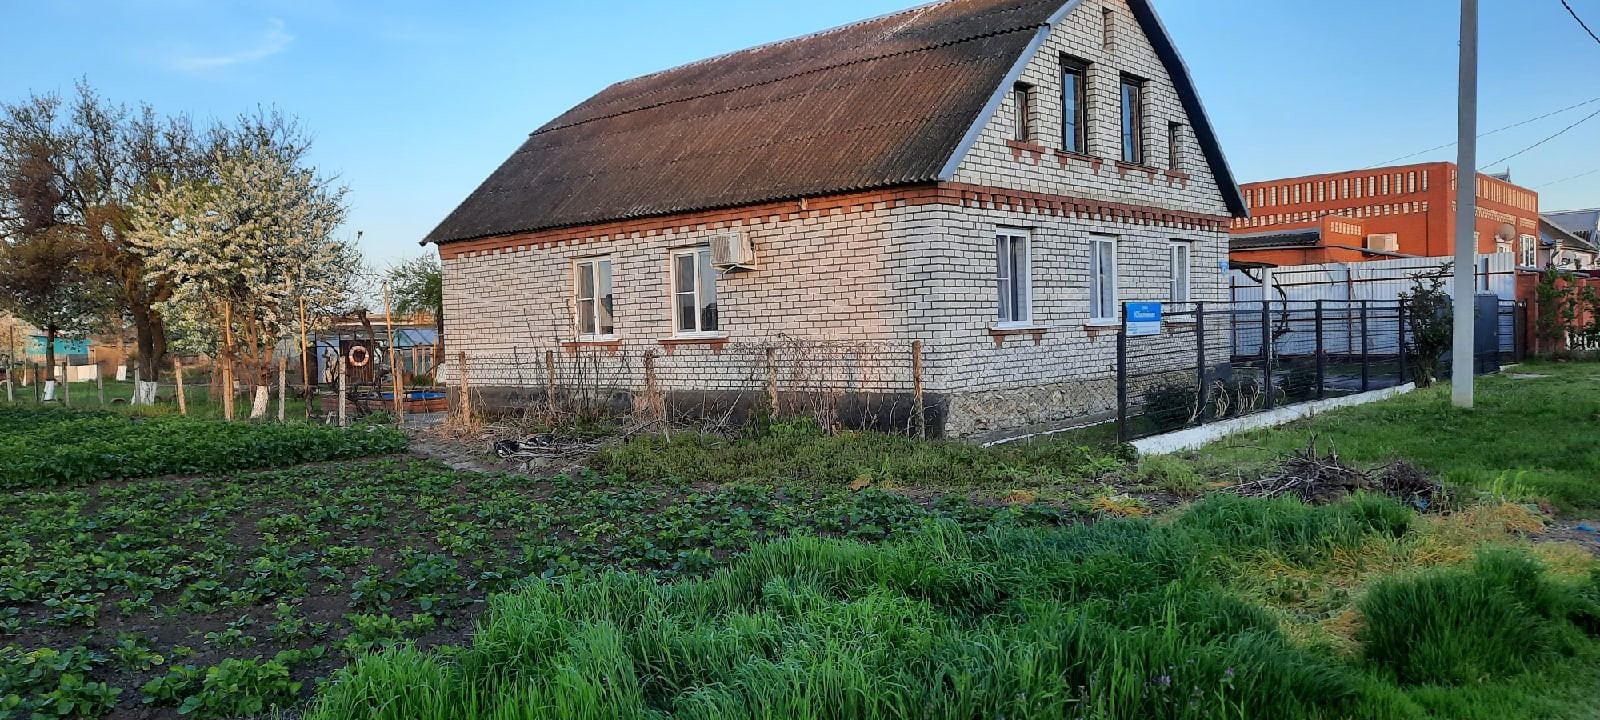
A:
[1116,298,1516,442]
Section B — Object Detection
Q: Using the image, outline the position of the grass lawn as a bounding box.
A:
[6,377,320,421]
[1194,361,1600,513]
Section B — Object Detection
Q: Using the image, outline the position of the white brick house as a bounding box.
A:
[425,0,1248,437]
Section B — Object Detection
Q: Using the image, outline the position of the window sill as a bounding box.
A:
[1084,322,1121,340]
[658,335,730,354]
[989,325,1049,348]
[1053,149,1105,173]
[561,338,622,355]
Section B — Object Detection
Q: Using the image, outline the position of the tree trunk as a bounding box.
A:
[43,325,58,380]
[130,303,168,383]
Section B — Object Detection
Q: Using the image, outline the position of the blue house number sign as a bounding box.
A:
[1126,302,1163,337]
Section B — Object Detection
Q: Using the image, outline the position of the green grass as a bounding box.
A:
[1194,362,1600,513]
[591,419,1131,493]
[5,376,318,421]
[306,495,1600,720]
[0,407,406,488]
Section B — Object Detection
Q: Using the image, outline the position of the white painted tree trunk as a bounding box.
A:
[135,381,160,405]
[250,386,270,419]
[43,380,56,401]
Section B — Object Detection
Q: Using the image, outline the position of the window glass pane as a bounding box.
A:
[1063,69,1081,153]
[1121,82,1140,163]
[674,254,697,331]
[675,255,695,294]
[1092,239,1116,319]
[578,299,596,335]
[1011,237,1029,322]
[995,237,1012,321]
[597,260,614,335]
[697,250,718,332]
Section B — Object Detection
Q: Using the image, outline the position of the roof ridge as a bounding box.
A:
[531,23,1043,139]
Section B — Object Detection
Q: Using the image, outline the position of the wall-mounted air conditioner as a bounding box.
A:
[710,232,757,270]
[1365,233,1399,253]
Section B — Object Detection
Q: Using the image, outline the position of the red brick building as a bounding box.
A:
[1228,162,1540,267]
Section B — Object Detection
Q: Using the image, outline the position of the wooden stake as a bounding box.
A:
[382,285,404,423]
[912,340,925,439]
[62,365,70,407]
[174,357,187,415]
[300,296,311,420]
[545,350,557,415]
[222,301,235,422]
[96,369,104,407]
[766,346,779,418]
[4,327,13,403]
[338,361,347,427]
[277,355,287,422]
[456,351,472,422]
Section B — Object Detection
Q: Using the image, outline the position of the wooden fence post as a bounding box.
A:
[766,346,779,418]
[911,340,925,439]
[277,356,287,422]
[96,368,104,407]
[456,351,472,422]
[174,357,187,415]
[300,296,311,421]
[545,349,557,415]
[383,284,404,424]
[62,367,70,407]
[338,361,348,427]
[222,301,235,422]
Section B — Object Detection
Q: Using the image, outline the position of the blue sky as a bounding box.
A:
[5,0,1600,269]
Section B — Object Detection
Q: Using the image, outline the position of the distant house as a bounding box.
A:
[424,0,1248,436]
[1538,216,1598,270]
[1228,162,1541,268]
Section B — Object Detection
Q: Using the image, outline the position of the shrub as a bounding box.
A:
[1359,547,1600,685]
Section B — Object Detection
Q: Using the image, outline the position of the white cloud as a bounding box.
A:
[168,18,294,71]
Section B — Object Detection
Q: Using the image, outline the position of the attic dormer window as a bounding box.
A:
[1012,83,1033,143]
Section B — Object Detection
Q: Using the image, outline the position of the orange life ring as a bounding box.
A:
[348,345,371,367]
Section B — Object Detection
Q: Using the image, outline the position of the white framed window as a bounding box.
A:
[1169,241,1191,303]
[573,258,615,338]
[1012,83,1033,142]
[1520,234,1539,267]
[672,248,719,335]
[1089,234,1118,323]
[995,229,1031,326]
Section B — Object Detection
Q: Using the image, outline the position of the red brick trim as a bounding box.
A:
[658,337,729,355]
[989,327,1048,348]
[560,339,622,356]
[438,183,1234,260]
[1053,150,1102,174]
[1006,139,1049,165]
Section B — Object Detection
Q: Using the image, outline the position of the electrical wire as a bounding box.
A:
[1562,0,1600,45]
[1364,96,1600,168]
[1483,105,1600,168]
[1536,166,1600,189]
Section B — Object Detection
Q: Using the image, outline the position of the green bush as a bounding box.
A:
[0,408,407,488]
[1135,454,1207,497]
[1359,547,1600,685]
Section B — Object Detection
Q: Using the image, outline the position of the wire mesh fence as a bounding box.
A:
[453,339,927,434]
[1117,299,1515,442]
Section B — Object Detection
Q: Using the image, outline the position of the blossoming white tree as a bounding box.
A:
[129,136,358,417]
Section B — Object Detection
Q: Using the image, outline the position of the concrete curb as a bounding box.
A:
[1131,383,1418,456]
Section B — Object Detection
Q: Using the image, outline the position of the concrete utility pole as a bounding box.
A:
[1452,0,1478,408]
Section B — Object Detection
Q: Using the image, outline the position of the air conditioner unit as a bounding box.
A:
[709,231,757,270]
[1365,233,1399,253]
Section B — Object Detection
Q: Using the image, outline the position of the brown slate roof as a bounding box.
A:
[426,0,1245,245]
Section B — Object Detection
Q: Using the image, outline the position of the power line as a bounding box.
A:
[1563,0,1600,46]
[1536,166,1600,189]
[1364,96,1600,168]
[1483,104,1600,167]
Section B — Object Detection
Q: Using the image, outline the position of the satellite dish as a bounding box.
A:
[1495,223,1517,243]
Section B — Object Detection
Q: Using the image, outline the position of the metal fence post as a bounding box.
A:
[1116,303,1128,443]
[455,351,471,424]
[1360,300,1371,392]
[1314,300,1326,401]
[1195,302,1207,425]
[1397,300,1409,384]
[1261,300,1275,411]
[545,349,557,416]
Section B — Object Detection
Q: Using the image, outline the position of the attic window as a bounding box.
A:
[1062,59,1088,154]
[1012,83,1034,143]
[1119,76,1145,165]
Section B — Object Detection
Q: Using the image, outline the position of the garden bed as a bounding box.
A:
[0,459,1075,718]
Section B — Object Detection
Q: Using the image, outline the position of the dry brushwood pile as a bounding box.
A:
[1232,437,1441,508]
